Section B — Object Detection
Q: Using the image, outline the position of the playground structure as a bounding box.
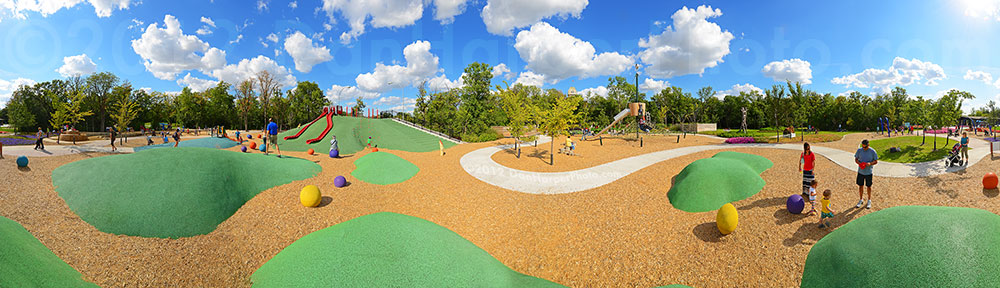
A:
[284,107,330,141]
[584,102,649,140]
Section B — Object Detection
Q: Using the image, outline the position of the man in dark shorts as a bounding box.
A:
[266,118,279,156]
[854,139,878,209]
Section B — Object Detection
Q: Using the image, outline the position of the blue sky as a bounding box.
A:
[2,0,1000,113]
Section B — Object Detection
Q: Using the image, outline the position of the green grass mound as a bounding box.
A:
[351,151,419,185]
[867,136,962,163]
[52,148,321,238]
[276,116,456,154]
[802,206,1000,288]
[0,216,97,287]
[133,137,238,152]
[668,152,773,212]
[251,212,563,287]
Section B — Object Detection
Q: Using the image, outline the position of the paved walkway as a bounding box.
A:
[460,134,991,195]
[1,135,214,158]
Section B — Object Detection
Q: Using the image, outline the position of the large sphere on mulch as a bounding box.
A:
[249,142,257,150]
[247,134,252,139]
[300,185,321,207]
[787,194,805,214]
[985,173,998,189]
[259,145,266,152]
[334,176,346,188]
[241,146,247,153]
[716,203,738,235]
[307,148,315,155]
[372,148,379,152]
[16,156,28,167]
[329,149,339,158]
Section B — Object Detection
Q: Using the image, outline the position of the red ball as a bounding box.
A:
[984,173,998,189]
[307,148,315,155]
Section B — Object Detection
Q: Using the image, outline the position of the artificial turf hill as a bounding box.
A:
[275,116,456,155]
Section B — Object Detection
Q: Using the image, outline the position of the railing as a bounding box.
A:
[390,118,464,144]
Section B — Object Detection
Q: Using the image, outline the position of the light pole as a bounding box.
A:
[635,63,640,140]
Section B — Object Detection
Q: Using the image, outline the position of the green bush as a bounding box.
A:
[461,130,501,143]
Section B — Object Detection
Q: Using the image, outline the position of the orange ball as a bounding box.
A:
[984,173,998,189]
[307,148,315,155]
[372,148,379,152]
[249,142,258,150]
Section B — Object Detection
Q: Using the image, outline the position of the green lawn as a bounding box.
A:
[52,148,321,238]
[275,116,455,154]
[251,212,563,287]
[867,136,962,163]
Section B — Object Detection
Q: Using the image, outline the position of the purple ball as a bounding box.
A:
[787,194,805,214]
[329,149,339,158]
[241,146,247,153]
[334,176,346,188]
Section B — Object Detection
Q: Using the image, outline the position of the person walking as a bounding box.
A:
[109,127,117,152]
[173,128,181,147]
[34,128,45,150]
[266,118,280,157]
[961,132,970,165]
[854,139,879,209]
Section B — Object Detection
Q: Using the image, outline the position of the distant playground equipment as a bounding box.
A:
[716,203,738,235]
[334,176,347,188]
[16,155,28,167]
[787,194,805,214]
[300,185,321,207]
[583,102,650,140]
[985,173,998,189]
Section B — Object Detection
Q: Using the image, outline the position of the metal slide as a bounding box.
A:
[588,108,630,139]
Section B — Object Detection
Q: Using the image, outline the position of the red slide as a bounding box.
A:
[306,109,333,144]
[285,107,329,140]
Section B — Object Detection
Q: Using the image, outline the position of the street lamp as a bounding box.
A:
[635,63,640,140]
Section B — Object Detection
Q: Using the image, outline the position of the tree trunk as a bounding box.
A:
[549,139,554,166]
[933,133,937,151]
[921,128,925,145]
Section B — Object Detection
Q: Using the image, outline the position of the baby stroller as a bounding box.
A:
[946,143,962,167]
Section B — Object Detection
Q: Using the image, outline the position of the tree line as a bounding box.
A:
[2,70,330,134]
[2,62,977,143]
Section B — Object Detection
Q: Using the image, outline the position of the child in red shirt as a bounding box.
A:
[800,142,816,198]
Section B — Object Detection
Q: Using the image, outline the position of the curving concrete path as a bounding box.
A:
[460,134,991,195]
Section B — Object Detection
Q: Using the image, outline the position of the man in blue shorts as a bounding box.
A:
[854,139,878,209]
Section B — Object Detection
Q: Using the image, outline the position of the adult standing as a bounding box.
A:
[34,128,45,150]
[266,118,279,157]
[854,139,878,209]
[109,127,117,152]
[173,128,181,147]
[960,132,970,166]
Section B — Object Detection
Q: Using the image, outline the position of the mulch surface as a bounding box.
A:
[2,133,1000,287]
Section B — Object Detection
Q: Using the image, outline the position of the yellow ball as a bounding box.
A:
[300,185,321,207]
[716,203,739,235]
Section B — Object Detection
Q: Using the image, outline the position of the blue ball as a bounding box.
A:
[260,145,266,152]
[787,194,805,214]
[16,156,28,167]
[334,175,346,188]
[247,135,252,139]
[329,149,339,158]
[241,146,247,153]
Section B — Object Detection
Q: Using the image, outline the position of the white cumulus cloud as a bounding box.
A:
[761,58,812,84]
[374,95,417,112]
[210,55,296,89]
[831,57,946,94]
[638,5,734,78]
[131,14,227,80]
[481,0,588,36]
[578,86,608,99]
[964,70,1000,88]
[639,78,669,93]
[284,31,333,73]
[56,53,97,77]
[177,73,219,92]
[321,0,426,44]
[433,0,468,24]
[0,0,132,20]
[426,73,464,92]
[514,71,546,87]
[355,40,439,93]
[326,84,379,104]
[491,63,510,80]
[514,22,632,83]
[714,83,762,99]
[0,77,37,107]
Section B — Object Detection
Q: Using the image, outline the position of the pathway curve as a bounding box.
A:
[460,134,991,195]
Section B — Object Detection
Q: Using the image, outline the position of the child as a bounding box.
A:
[800,142,816,199]
[366,136,373,148]
[807,180,818,216]
[961,132,970,166]
[146,133,153,146]
[819,189,835,228]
